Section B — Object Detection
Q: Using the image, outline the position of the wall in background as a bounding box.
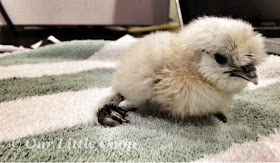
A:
[0,0,169,26]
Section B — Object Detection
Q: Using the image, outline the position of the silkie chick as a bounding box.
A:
[94,16,267,126]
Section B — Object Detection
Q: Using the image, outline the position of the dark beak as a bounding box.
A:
[227,64,258,85]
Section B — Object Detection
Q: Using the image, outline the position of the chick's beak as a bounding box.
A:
[229,64,258,85]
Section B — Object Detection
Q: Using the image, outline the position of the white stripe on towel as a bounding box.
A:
[88,34,138,61]
[0,88,111,142]
[0,60,117,79]
[195,130,280,162]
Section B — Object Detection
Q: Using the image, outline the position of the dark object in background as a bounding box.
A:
[178,0,280,37]
[0,26,127,47]
[0,1,17,36]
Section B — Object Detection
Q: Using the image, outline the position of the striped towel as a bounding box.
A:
[0,35,279,162]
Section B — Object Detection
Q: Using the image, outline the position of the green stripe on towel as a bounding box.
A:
[0,40,109,66]
[1,82,279,162]
[0,68,113,103]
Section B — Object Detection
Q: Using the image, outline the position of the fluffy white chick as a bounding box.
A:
[95,16,267,126]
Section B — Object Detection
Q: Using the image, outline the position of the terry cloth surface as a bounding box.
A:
[0,35,280,162]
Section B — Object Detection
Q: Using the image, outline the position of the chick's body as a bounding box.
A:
[95,17,266,126]
[113,32,231,118]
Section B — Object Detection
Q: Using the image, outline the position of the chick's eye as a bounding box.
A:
[214,53,228,65]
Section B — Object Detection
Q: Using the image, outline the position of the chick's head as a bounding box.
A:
[178,17,267,93]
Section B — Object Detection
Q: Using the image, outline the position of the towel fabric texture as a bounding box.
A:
[0,35,280,162]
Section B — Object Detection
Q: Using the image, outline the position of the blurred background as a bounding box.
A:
[0,0,280,48]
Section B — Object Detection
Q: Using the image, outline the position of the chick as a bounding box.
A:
[94,16,267,126]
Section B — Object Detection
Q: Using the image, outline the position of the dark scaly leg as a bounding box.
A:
[214,112,228,123]
[97,93,135,127]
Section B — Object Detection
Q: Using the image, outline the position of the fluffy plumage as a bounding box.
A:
[95,16,267,126]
